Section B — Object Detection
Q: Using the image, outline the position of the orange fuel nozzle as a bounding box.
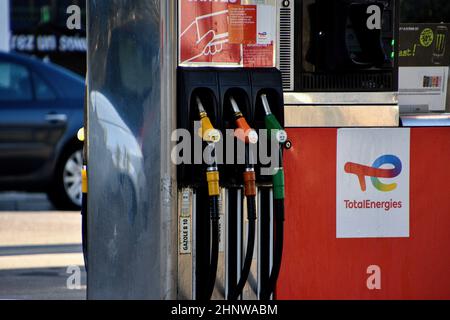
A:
[229,96,258,145]
[196,97,221,143]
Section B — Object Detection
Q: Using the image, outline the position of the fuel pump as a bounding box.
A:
[172,0,290,300]
[176,66,285,301]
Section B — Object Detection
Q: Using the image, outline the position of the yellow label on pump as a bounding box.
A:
[82,167,88,194]
[206,171,220,196]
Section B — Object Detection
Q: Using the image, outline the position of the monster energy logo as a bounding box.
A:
[434,32,447,55]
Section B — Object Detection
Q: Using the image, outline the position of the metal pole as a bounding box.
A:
[159,0,178,300]
[86,0,178,299]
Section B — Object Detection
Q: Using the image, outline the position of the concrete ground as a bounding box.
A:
[0,192,86,300]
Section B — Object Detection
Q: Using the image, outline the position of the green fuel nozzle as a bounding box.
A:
[261,94,286,200]
[261,94,287,145]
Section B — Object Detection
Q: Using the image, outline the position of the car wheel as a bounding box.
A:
[48,144,83,210]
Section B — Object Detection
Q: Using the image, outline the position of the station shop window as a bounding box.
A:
[11,0,86,31]
[400,0,450,23]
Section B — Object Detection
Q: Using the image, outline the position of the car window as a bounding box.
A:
[32,72,57,100]
[0,62,33,101]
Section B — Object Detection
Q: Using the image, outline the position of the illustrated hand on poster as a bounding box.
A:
[180,18,227,64]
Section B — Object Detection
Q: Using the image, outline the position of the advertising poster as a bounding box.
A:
[399,23,450,112]
[178,0,276,68]
[336,129,410,239]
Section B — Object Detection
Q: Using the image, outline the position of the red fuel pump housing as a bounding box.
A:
[278,127,450,300]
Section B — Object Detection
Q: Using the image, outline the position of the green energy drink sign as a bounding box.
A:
[399,23,449,67]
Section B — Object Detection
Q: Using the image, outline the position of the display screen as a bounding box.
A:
[302,0,395,72]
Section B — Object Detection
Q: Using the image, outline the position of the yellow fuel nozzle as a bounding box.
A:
[196,97,221,143]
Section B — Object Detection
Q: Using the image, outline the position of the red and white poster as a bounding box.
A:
[178,0,276,68]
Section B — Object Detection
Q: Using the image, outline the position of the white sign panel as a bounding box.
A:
[337,129,410,239]
[399,66,449,112]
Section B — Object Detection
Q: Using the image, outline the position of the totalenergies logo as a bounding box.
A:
[345,155,402,192]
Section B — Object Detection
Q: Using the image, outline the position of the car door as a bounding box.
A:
[0,58,67,182]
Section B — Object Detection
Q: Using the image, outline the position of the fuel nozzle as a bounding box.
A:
[229,96,258,145]
[195,97,220,200]
[260,94,285,201]
[196,97,221,144]
[261,94,287,145]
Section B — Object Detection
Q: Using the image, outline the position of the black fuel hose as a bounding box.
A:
[205,195,220,300]
[228,195,257,300]
[228,143,257,300]
[261,199,284,300]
